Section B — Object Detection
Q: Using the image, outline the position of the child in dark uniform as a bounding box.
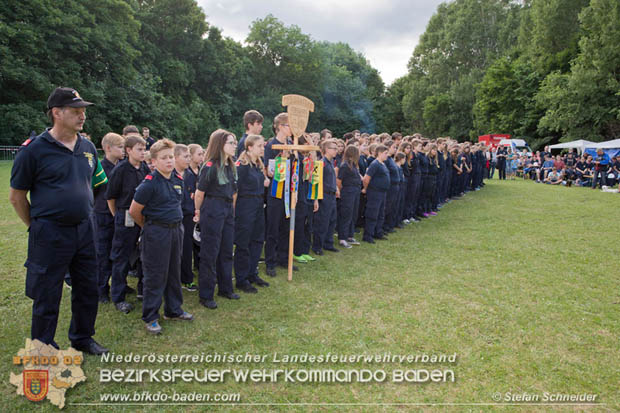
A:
[174,144,197,292]
[312,139,340,254]
[234,135,271,292]
[194,130,239,309]
[130,139,193,335]
[362,144,390,243]
[337,145,362,248]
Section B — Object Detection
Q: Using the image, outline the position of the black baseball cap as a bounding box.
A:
[47,87,94,110]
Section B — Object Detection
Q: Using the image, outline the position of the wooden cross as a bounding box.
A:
[272,94,319,281]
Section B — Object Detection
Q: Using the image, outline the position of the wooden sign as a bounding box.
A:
[272,94,319,281]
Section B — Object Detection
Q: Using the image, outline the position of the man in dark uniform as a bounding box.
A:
[142,127,155,150]
[9,87,108,355]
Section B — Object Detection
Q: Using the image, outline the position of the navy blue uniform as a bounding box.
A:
[197,162,237,301]
[294,164,314,257]
[181,166,200,284]
[234,161,266,288]
[384,156,400,231]
[105,159,150,304]
[94,157,117,299]
[313,157,338,252]
[133,169,185,323]
[337,162,361,241]
[264,137,292,270]
[397,165,406,223]
[10,130,100,347]
[363,159,390,241]
[235,133,248,159]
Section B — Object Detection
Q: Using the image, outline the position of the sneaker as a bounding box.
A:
[145,320,162,334]
[163,311,194,321]
[266,267,277,277]
[293,255,308,263]
[339,240,353,249]
[252,277,270,287]
[422,213,430,218]
[301,254,316,261]
[237,283,258,294]
[182,282,198,292]
[403,219,410,224]
[430,211,437,216]
[136,293,143,301]
[347,238,361,246]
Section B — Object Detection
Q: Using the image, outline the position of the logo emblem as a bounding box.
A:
[83,152,94,168]
[72,90,82,100]
[23,370,48,402]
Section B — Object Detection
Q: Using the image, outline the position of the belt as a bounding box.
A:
[207,196,233,203]
[148,220,181,228]
[33,217,87,227]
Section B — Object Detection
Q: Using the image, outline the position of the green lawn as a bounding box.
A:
[1,161,618,412]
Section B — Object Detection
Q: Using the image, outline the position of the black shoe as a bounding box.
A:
[266,267,277,277]
[200,299,217,309]
[253,277,270,287]
[237,283,258,294]
[217,291,240,300]
[324,246,339,253]
[50,341,60,350]
[277,263,299,271]
[114,301,133,314]
[374,235,388,241]
[363,237,375,244]
[124,286,136,294]
[98,295,110,304]
[72,340,109,355]
[386,228,395,234]
[312,248,324,256]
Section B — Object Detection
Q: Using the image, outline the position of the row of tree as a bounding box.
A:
[384,0,620,149]
[2,0,618,149]
[1,0,384,145]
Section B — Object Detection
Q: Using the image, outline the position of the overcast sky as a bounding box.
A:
[197,0,446,86]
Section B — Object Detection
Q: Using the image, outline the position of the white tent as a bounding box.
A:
[584,139,620,149]
[548,139,596,153]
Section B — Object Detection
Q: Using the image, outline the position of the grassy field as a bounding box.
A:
[1,160,619,412]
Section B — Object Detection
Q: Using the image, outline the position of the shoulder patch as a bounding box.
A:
[145,174,153,180]
[206,161,213,167]
[235,160,241,167]
[21,138,32,146]
[176,173,183,180]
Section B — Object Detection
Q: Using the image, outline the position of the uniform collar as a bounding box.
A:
[41,128,84,152]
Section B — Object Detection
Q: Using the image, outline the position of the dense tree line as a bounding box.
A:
[0,0,384,145]
[383,0,620,149]
[2,0,619,149]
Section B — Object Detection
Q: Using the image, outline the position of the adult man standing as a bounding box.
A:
[143,127,155,150]
[9,87,108,355]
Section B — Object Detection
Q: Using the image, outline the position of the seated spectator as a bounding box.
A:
[538,155,554,182]
[544,167,563,185]
[611,156,620,187]
[553,155,565,174]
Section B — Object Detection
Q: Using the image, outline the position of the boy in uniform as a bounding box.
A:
[105,132,149,313]
[362,145,390,243]
[312,139,339,254]
[174,144,198,291]
[129,139,193,334]
[236,110,264,158]
[95,133,125,303]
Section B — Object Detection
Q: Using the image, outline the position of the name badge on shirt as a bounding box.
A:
[124,210,135,227]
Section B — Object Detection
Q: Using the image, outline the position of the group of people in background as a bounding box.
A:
[492,145,620,188]
[88,109,492,335]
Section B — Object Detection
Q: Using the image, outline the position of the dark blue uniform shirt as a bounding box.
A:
[385,156,400,184]
[175,169,194,216]
[338,161,361,189]
[366,159,390,191]
[105,159,150,210]
[183,166,199,215]
[236,161,265,196]
[134,169,183,224]
[418,153,429,175]
[398,165,405,183]
[10,130,98,225]
[94,157,117,214]
[197,161,237,200]
[412,152,421,175]
[359,155,368,176]
[235,133,248,159]
[323,157,337,193]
